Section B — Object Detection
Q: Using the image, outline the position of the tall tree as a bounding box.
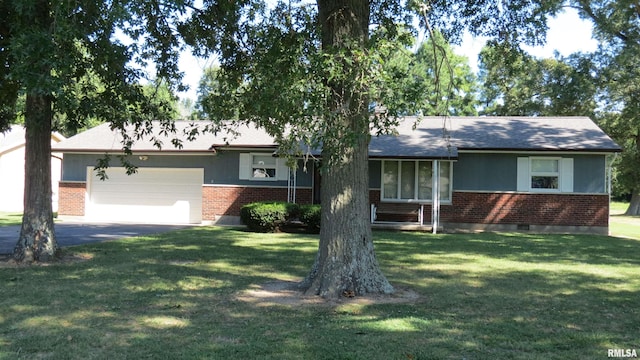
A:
[593,46,640,213]
[2,0,185,262]
[478,41,597,117]
[569,0,640,214]
[376,31,479,116]
[187,0,563,298]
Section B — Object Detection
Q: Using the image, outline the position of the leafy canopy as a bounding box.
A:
[188,0,560,161]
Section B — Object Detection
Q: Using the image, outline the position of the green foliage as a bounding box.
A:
[373,31,479,117]
[240,201,300,232]
[299,204,321,233]
[411,0,564,46]
[240,202,321,233]
[2,0,185,138]
[478,41,597,117]
[569,0,640,207]
[1,0,189,189]
[188,0,565,165]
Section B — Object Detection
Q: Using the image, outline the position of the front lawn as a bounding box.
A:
[0,212,21,227]
[1,227,638,359]
[609,201,640,240]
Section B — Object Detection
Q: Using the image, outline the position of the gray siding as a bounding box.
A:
[61,154,216,182]
[452,153,608,193]
[61,152,313,187]
[453,153,516,191]
[574,155,607,193]
[62,152,606,194]
[369,160,381,188]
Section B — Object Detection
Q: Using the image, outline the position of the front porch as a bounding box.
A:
[371,222,434,232]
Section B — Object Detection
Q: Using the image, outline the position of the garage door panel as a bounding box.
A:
[91,195,199,207]
[87,167,203,224]
[91,186,201,201]
[100,168,202,182]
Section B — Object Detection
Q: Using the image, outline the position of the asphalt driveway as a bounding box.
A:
[0,222,193,254]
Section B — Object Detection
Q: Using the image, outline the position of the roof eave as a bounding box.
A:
[54,148,216,155]
[458,147,622,154]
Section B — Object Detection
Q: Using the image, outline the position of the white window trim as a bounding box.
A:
[381,159,453,203]
[517,156,573,193]
[239,153,289,181]
[530,157,561,192]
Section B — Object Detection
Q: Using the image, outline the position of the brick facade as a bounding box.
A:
[202,185,313,220]
[58,182,86,216]
[444,192,609,227]
[60,181,608,230]
[59,182,314,220]
[370,189,609,228]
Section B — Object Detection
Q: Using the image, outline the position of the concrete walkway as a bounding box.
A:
[0,221,192,254]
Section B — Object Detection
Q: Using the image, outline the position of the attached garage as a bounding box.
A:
[86,167,203,224]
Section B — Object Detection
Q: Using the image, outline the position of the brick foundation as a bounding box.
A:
[370,190,609,228]
[444,191,609,227]
[202,185,313,220]
[58,182,86,216]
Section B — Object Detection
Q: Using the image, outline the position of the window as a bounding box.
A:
[251,155,277,178]
[517,157,573,192]
[382,160,451,202]
[239,153,288,181]
[530,158,559,189]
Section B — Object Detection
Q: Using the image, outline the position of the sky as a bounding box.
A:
[176,7,598,101]
[454,7,598,72]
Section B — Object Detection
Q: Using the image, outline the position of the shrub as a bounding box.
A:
[284,202,301,220]
[299,204,321,233]
[240,202,299,232]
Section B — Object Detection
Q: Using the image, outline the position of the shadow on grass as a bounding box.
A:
[1,227,638,359]
[374,230,640,266]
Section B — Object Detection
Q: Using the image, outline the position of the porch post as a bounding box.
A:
[432,160,440,234]
[287,167,297,203]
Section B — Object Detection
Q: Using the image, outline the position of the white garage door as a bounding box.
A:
[87,167,203,224]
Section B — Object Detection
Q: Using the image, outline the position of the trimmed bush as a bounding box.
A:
[299,204,321,233]
[240,202,299,232]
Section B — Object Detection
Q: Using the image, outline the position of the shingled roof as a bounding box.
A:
[53,121,277,153]
[54,116,621,156]
[1,125,65,155]
[368,116,621,158]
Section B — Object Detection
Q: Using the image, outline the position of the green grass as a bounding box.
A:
[0,212,22,227]
[609,201,640,240]
[1,227,639,359]
[610,201,630,215]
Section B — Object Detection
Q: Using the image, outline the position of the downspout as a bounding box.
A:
[432,160,440,234]
[607,153,618,196]
[607,153,618,235]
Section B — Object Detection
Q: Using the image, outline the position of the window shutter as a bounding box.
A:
[517,157,530,191]
[560,158,574,192]
[276,158,290,181]
[239,153,251,180]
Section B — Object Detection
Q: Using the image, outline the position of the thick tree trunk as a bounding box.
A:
[301,130,394,298]
[13,93,58,262]
[627,134,640,216]
[300,0,393,298]
[625,191,640,215]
